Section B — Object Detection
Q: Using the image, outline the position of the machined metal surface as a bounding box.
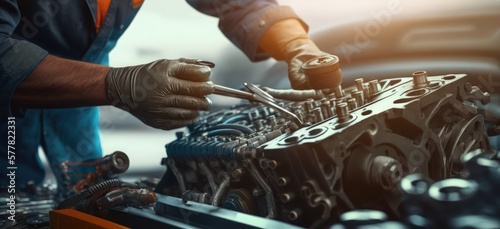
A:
[156,73,491,228]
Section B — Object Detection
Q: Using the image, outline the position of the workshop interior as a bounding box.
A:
[2,0,500,228]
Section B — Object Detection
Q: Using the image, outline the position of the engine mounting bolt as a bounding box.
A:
[288,210,299,221]
[368,80,380,94]
[321,101,333,118]
[363,84,370,99]
[347,98,358,110]
[267,115,277,129]
[277,177,288,187]
[336,102,350,122]
[280,193,292,203]
[412,70,428,87]
[352,91,365,106]
[355,78,364,92]
[312,107,324,122]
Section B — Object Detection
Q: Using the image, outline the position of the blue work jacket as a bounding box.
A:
[0,0,304,189]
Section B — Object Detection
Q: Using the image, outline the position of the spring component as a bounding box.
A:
[413,70,428,87]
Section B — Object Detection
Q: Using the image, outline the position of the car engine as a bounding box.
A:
[155,70,492,228]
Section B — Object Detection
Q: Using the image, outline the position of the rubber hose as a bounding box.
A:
[56,179,135,209]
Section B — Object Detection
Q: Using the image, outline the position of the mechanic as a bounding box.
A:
[0,0,332,192]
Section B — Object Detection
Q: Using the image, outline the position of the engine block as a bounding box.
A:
[156,72,491,228]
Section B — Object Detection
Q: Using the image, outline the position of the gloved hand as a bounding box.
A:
[106,58,214,130]
[259,19,341,90]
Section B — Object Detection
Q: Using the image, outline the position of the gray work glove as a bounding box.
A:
[106,58,214,130]
[285,39,334,90]
[258,19,339,90]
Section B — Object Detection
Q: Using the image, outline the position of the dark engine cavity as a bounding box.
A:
[156,72,492,228]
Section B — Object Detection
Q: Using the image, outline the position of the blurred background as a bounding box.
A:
[41,0,500,182]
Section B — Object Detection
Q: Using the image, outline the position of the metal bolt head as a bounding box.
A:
[268,160,278,169]
[368,80,380,94]
[336,102,350,122]
[280,193,291,203]
[412,70,428,87]
[355,78,364,91]
[277,177,287,187]
[288,210,299,220]
[232,168,243,179]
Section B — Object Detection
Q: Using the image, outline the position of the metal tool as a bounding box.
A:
[195,59,303,126]
[214,83,303,126]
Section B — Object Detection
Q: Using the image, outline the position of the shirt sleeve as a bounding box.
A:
[0,0,48,118]
[186,0,308,62]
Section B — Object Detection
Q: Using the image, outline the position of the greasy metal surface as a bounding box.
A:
[157,73,491,228]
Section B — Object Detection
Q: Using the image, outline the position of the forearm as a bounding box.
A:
[12,55,110,109]
[258,19,309,61]
[187,0,306,61]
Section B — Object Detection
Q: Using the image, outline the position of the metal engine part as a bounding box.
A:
[156,72,492,228]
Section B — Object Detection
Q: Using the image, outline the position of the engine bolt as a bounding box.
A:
[352,91,365,106]
[336,102,350,122]
[347,98,358,110]
[253,119,264,131]
[288,209,302,221]
[268,160,278,169]
[277,177,288,187]
[368,80,380,95]
[267,115,277,129]
[412,70,428,87]
[355,78,364,92]
[321,101,333,118]
[363,84,370,99]
[231,168,243,179]
[304,98,315,114]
